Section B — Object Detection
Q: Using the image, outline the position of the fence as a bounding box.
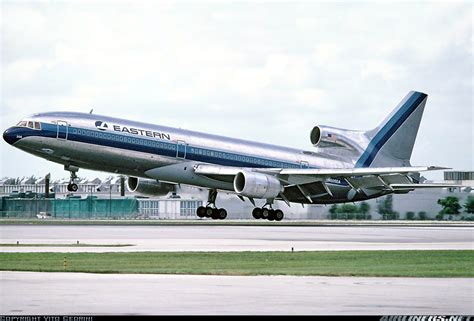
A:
[0,196,139,219]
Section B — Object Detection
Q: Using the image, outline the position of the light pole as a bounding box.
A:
[89,185,93,219]
[109,184,112,218]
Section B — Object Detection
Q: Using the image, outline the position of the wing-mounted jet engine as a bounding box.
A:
[127,177,176,197]
[233,171,283,199]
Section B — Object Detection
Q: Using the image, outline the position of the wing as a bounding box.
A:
[193,163,460,203]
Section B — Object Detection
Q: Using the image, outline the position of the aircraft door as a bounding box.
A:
[299,161,309,169]
[176,140,187,159]
[56,120,69,140]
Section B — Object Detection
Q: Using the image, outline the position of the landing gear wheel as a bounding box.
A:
[252,208,262,219]
[217,208,227,220]
[205,207,214,218]
[261,208,270,220]
[267,210,276,221]
[275,209,284,221]
[196,206,206,218]
[211,208,220,220]
[67,183,78,192]
[65,165,80,193]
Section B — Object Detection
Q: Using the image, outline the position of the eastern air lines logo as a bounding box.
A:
[94,120,171,140]
[95,121,108,131]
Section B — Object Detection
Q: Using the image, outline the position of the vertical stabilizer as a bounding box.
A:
[355,91,428,168]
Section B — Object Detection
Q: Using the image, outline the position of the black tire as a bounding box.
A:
[205,207,213,218]
[196,206,206,218]
[218,208,227,220]
[211,208,220,220]
[67,183,78,192]
[252,208,262,219]
[261,208,270,219]
[275,210,284,221]
[268,210,276,221]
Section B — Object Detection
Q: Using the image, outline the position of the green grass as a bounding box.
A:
[0,250,472,277]
[0,243,133,247]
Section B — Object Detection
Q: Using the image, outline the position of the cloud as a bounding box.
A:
[361,60,406,81]
[0,2,472,180]
[292,88,326,109]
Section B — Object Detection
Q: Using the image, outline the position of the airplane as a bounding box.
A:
[3,91,457,221]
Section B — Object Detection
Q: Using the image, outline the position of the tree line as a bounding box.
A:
[328,195,474,220]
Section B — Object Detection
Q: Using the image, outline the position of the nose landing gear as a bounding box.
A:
[65,165,79,192]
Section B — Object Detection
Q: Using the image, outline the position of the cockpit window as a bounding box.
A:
[15,120,41,130]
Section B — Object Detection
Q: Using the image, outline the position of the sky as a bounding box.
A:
[0,1,472,181]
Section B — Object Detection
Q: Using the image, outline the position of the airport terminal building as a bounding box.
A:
[0,171,472,220]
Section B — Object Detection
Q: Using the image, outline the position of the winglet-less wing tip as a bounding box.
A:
[427,166,451,171]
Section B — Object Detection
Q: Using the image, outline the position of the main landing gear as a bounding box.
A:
[196,189,228,220]
[65,165,79,192]
[251,201,284,221]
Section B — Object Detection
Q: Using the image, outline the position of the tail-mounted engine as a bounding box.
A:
[310,125,370,157]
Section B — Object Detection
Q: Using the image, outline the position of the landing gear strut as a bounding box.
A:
[252,199,284,221]
[196,189,228,220]
[65,165,79,192]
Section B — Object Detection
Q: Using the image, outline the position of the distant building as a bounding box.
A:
[138,198,203,219]
[444,171,474,192]
[0,171,472,219]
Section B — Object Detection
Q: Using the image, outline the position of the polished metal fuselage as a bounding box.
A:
[5,111,371,204]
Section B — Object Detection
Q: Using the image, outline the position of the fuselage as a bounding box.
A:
[3,111,361,204]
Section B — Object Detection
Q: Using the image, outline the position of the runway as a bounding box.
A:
[1,224,473,315]
[1,271,472,315]
[0,224,472,252]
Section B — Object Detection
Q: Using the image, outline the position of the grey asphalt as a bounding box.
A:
[1,224,473,315]
[1,271,473,315]
[0,224,473,252]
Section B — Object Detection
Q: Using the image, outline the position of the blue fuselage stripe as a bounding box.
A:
[355,92,426,168]
[19,123,307,169]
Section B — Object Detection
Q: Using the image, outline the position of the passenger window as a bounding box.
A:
[27,121,34,129]
[34,122,41,130]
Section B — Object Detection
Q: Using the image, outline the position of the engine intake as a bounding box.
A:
[233,171,282,199]
[310,125,369,155]
[127,177,175,197]
[310,125,353,148]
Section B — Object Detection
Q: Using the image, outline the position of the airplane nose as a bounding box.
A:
[3,128,16,145]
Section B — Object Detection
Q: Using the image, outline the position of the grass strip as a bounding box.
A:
[0,250,472,277]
